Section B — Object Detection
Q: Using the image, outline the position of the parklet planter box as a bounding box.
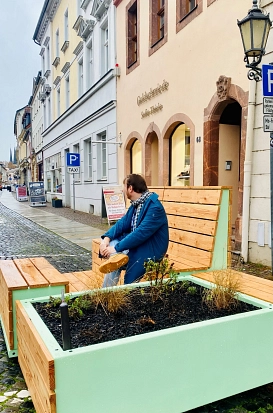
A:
[16,275,273,413]
[52,199,62,208]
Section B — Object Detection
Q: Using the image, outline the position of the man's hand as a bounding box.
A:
[99,237,112,258]
[100,245,116,258]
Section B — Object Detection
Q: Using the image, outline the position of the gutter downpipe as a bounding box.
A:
[241,79,257,263]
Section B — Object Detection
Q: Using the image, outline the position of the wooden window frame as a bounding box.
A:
[176,0,203,33]
[126,0,140,75]
[149,0,168,56]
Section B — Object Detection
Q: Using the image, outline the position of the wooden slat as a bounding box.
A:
[0,261,28,290]
[168,242,212,267]
[62,272,90,291]
[71,271,101,290]
[162,201,219,221]
[18,342,56,413]
[151,188,222,205]
[30,257,69,287]
[169,228,214,252]
[14,259,49,288]
[167,215,217,236]
[16,301,55,390]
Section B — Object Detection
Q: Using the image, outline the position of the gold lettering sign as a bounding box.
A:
[137,80,169,106]
[141,104,163,118]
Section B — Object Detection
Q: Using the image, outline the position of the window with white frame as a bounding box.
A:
[45,153,62,193]
[42,54,45,75]
[84,138,92,180]
[47,98,51,126]
[101,23,109,76]
[65,76,70,109]
[72,143,81,181]
[97,132,107,180]
[78,58,83,97]
[64,9,69,41]
[56,29,60,57]
[86,39,93,89]
[56,87,61,118]
[46,43,50,70]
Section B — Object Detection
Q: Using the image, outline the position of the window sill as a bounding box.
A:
[179,5,198,23]
[84,179,93,183]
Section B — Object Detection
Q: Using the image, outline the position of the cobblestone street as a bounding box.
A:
[0,197,104,412]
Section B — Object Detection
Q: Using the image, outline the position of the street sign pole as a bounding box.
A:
[73,173,75,213]
[263,63,273,276]
[270,132,273,275]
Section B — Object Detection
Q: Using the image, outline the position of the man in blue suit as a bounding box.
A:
[99,174,169,287]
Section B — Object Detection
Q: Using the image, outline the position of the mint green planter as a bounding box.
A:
[18,276,273,413]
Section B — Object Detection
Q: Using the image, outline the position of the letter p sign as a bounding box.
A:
[262,64,273,97]
[66,152,80,167]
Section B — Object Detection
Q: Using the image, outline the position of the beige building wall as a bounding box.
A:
[51,0,79,119]
[115,0,250,185]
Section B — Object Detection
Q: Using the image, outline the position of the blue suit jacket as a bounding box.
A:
[102,193,169,284]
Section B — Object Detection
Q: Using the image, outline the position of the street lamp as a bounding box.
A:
[237,0,271,81]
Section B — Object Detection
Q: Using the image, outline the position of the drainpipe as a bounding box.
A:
[241,79,257,263]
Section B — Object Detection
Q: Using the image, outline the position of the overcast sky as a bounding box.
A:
[0,0,44,163]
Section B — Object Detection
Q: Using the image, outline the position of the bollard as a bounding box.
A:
[60,289,72,350]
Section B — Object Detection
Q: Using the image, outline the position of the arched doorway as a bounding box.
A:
[203,79,248,250]
[218,102,241,225]
[145,132,159,185]
[169,123,191,186]
[131,139,142,174]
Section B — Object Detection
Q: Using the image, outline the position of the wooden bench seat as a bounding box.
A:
[0,257,69,357]
[91,186,231,280]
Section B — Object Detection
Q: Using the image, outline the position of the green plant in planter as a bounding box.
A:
[143,255,179,303]
[202,269,242,310]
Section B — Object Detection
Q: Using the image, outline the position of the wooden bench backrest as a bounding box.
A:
[92,186,231,276]
[149,186,231,271]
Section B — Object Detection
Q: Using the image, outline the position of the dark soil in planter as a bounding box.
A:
[33,282,259,350]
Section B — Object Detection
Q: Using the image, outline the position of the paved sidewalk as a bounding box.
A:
[0,190,105,251]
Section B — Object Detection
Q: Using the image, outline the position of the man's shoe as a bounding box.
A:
[99,254,129,274]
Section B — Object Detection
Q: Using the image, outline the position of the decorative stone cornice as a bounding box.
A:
[76,19,95,40]
[73,15,83,31]
[39,47,45,56]
[53,76,61,86]
[80,0,91,11]
[43,36,50,46]
[52,57,60,68]
[61,62,70,74]
[91,0,111,20]
[33,0,60,45]
[73,41,84,56]
[44,69,51,79]
[61,40,69,53]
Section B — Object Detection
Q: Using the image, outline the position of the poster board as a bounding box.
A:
[16,186,28,202]
[29,182,46,207]
[102,186,126,224]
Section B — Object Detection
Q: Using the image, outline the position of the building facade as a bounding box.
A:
[34,0,119,215]
[30,71,44,182]
[14,106,32,187]
[114,0,273,265]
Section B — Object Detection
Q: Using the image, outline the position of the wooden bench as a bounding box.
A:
[91,186,232,280]
[0,257,69,357]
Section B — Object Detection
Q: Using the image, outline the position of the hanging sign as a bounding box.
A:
[263,115,273,132]
[102,186,126,223]
[263,97,273,115]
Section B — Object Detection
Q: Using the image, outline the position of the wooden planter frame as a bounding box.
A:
[16,275,273,413]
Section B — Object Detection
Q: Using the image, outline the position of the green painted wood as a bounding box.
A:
[19,276,273,413]
[7,285,66,357]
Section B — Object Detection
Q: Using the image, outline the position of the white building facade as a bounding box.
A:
[34,0,118,215]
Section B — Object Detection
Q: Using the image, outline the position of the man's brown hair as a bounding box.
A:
[124,174,148,193]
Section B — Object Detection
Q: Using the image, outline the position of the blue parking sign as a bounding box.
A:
[66,152,80,167]
[262,65,273,97]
